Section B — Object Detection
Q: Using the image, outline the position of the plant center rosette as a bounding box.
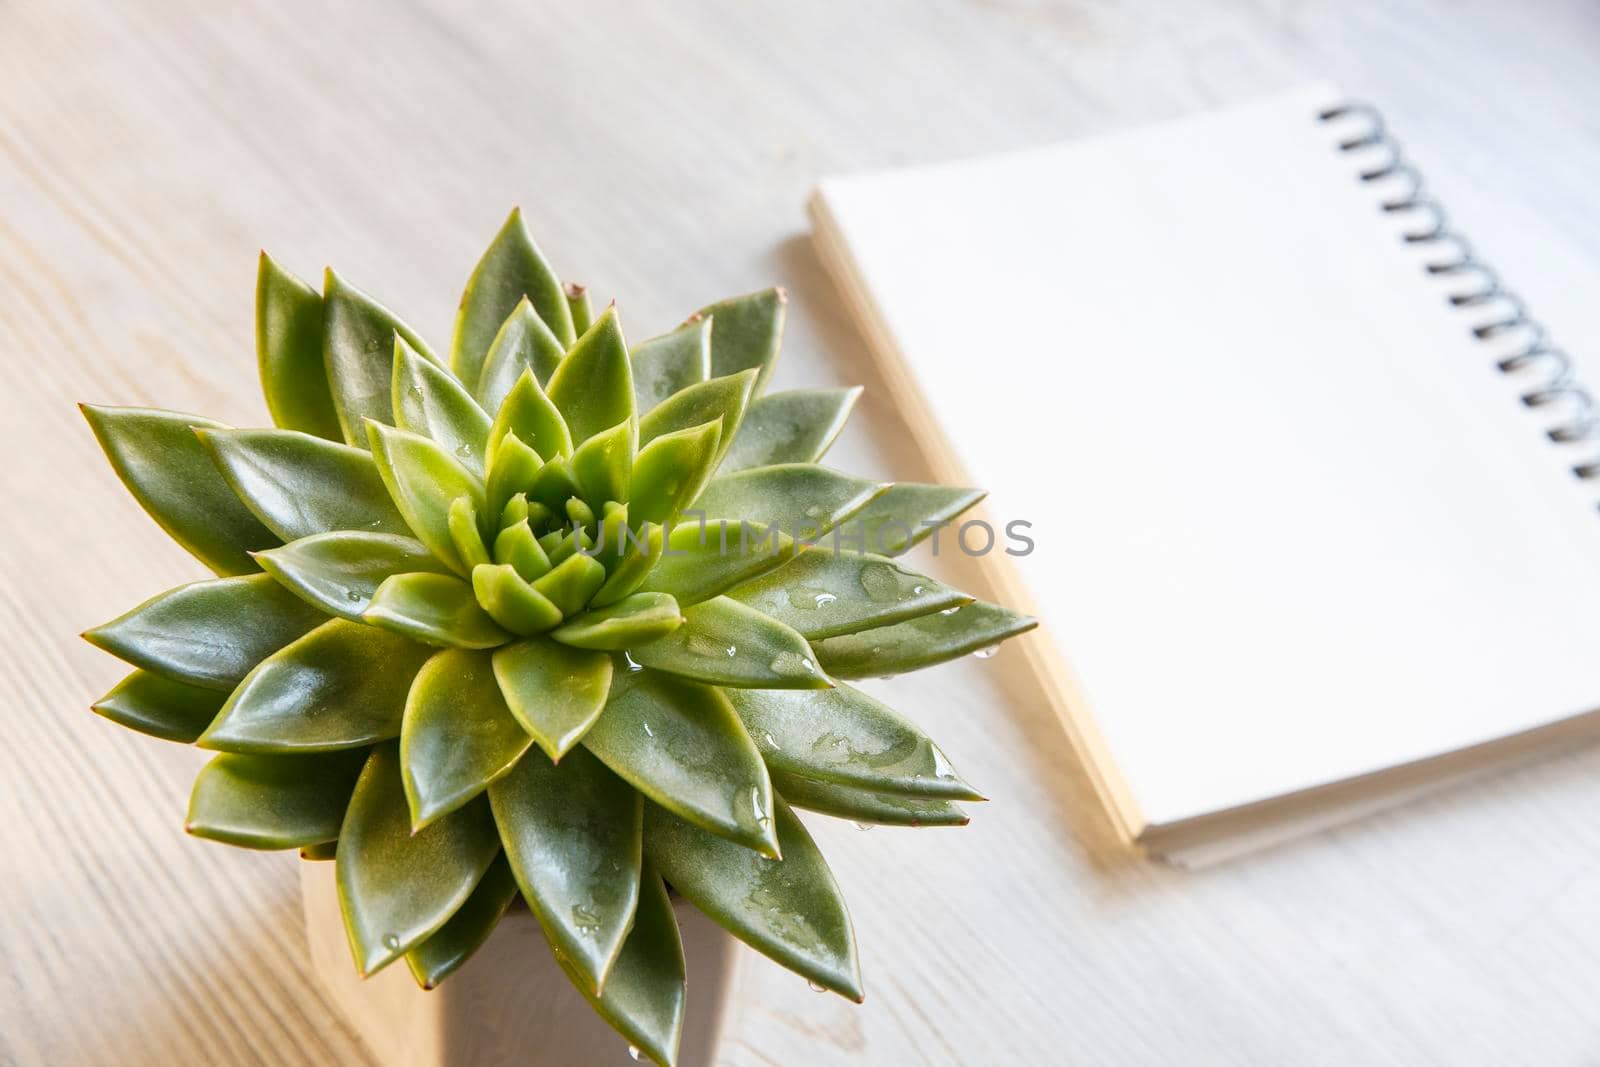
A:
[80,209,1035,1067]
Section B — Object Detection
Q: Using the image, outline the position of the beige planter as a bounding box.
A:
[300,862,740,1067]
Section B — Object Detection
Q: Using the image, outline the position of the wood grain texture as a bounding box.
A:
[4,1,1600,1065]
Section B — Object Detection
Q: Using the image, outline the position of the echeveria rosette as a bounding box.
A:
[79,209,1036,1067]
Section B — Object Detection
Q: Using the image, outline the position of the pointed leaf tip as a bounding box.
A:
[582,671,778,856]
[87,574,324,692]
[452,209,574,391]
[547,307,634,445]
[337,744,500,975]
[400,648,532,829]
[492,639,611,760]
[391,337,492,476]
[690,288,786,391]
[82,405,278,576]
[200,426,411,543]
[365,420,486,576]
[646,797,861,1000]
[323,273,436,445]
[258,253,341,440]
[489,746,642,994]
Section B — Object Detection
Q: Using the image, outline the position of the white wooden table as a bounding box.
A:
[6,2,1600,1064]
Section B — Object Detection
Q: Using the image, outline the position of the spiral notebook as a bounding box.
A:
[810,83,1600,864]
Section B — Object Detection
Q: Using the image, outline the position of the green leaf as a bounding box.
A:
[84,574,324,691]
[491,639,613,760]
[91,669,228,743]
[630,597,829,690]
[478,309,570,419]
[337,743,500,974]
[540,525,595,567]
[198,427,410,542]
[691,288,785,391]
[637,369,756,464]
[559,863,686,1067]
[485,432,546,521]
[725,683,981,800]
[187,749,367,849]
[645,797,861,999]
[451,208,574,393]
[364,572,511,649]
[810,600,1037,678]
[631,318,711,412]
[492,520,552,583]
[565,283,594,336]
[527,456,584,516]
[628,420,723,528]
[546,306,634,445]
[402,649,534,829]
[550,593,682,651]
[637,520,795,606]
[257,253,341,440]
[589,522,664,607]
[570,419,635,507]
[198,619,431,752]
[323,269,438,446]
[489,745,642,992]
[405,854,519,989]
[721,387,861,472]
[255,531,450,620]
[846,483,986,556]
[695,464,887,540]
[772,770,969,827]
[472,564,564,635]
[391,337,491,476]
[81,405,277,576]
[530,553,606,617]
[583,671,777,855]
[447,497,493,571]
[726,550,969,639]
[366,421,485,576]
[488,367,571,458]
[500,492,531,527]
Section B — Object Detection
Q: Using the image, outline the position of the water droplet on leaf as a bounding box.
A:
[973,645,999,659]
[807,980,827,993]
[628,1046,642,1061]
[857,561,905,603]
[939,605,961,616]
[768,651,817,677]
[685,633,729,659]
[785,585,835,611]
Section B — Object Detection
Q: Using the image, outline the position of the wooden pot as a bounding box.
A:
[300,861,740,1066]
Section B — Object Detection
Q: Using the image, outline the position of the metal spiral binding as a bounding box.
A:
[1317,103,1600,485]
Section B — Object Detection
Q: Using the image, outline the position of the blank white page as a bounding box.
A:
[814,84,1600,830]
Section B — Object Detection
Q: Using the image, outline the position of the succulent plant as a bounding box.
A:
[81,210,1035,1066]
